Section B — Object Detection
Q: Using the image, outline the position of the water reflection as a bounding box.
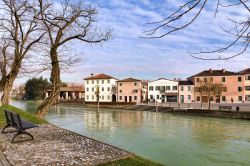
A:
[10,100,250,166]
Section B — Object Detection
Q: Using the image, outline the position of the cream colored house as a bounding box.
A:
[84,74,118,102]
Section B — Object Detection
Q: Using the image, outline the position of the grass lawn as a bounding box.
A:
[0,105,47,128]
[98,156,165,166]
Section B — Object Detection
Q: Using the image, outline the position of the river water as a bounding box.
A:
[10,100,250,166]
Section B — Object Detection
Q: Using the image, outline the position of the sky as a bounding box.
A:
[15,0,250,86]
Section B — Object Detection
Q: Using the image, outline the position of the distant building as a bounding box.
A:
[178,80,194,103]
[45,86,84,101]
[239,68,250,102]
[116,78,145,103]
[148,78,178,103]
[189,69,244,103]
[84,73,118,102]
[11,85,25,100]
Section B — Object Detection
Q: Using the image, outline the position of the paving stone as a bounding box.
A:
[0,124,132,166]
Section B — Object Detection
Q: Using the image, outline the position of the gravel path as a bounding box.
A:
[0,124,132,166]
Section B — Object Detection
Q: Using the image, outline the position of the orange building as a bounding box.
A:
[240,68,250,102]
[189,69,245,103]
[117,78,145,103]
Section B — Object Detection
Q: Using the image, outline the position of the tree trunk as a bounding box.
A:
[36,48,60,117]
[1,79,14,105]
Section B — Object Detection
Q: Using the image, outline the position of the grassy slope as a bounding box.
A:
[0,105,164,166]
[0,105,47,128]
[98,156,165,166]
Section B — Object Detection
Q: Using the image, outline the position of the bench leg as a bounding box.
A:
[2,124,11,134]
[11,131,34,143]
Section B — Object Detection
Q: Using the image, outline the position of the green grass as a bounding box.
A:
[98,156,165,166]
[0,105,47,128]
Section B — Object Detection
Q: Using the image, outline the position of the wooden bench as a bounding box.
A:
[2,110,38,143]
[219,105,232,111]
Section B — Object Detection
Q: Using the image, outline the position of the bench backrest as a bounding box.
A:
[4,110,13,126]
[10,112,23,130]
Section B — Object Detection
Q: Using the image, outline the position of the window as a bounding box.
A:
[157,95,159,99]
[149,86,154,91]
[102,95,104,100]
[92,80,94,84]
[119,90,122,93]
[107,95,110,100]
[246,75,250,80]
[156,86,160,90]
[150,95,153,99]
[246,86,250,91]
[210,96,214,101]
[246,95,250,101]
[134,90,138,93]
[134,82,137,86]
[196,96,200,101]
[222,96,226,101]
[173,86,178,91]
[119,83,122,86]
[222,77,225,82]
[92,88,94,92]
[86,88,89,92]
[180,86,184,91]
[97,80,99,84]
[86,95,89,100]
[119,96,122,100]
[188,95,191,100]
[238,77,242,82]
[238,96,242,101]
[196,78,200,82]
[223,87,227,92]
[107,80,110,83]
[102,80,104,84]
[238,87,242,92]
[86,81,89,84]
[204,77,207,82]
[188,86,191,91]
[134,96,137,100]
[102,87,104,91]
[107,87,110,91]
[166,86,170,91]
[210,77,213,82]
[92,95,94,100]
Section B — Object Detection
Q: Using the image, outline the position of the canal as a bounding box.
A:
[11,100,250,166]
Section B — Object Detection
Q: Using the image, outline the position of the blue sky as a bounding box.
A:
[16,0,250,85]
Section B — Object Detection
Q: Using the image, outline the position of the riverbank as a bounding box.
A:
[83,104,250,120]
[0,105,163,166]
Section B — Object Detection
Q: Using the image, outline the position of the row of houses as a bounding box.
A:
[84,68,250,104]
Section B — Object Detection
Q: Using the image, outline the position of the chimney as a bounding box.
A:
[222,69,226,73]
[209,68,212,73]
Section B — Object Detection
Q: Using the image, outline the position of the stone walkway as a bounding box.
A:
[0,124,132,166]
[0,149,10,166]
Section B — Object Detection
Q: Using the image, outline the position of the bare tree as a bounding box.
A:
[195,80,225,110]
[36,0,111,116]
[0,0,46,105]
[143,0,250,60]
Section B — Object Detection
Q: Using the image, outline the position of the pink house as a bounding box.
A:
[117,78,144,103]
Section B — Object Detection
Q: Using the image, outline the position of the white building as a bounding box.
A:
[178,80,194,103]
[148,78,178,103]
[84,74,118,102]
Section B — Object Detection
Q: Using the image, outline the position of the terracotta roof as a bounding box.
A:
[47,86,84,92]
[117,78,141,82]
[84,74,117,80]
[189,69,241,78]
[179,80,194,85]
[239,68,250,74]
